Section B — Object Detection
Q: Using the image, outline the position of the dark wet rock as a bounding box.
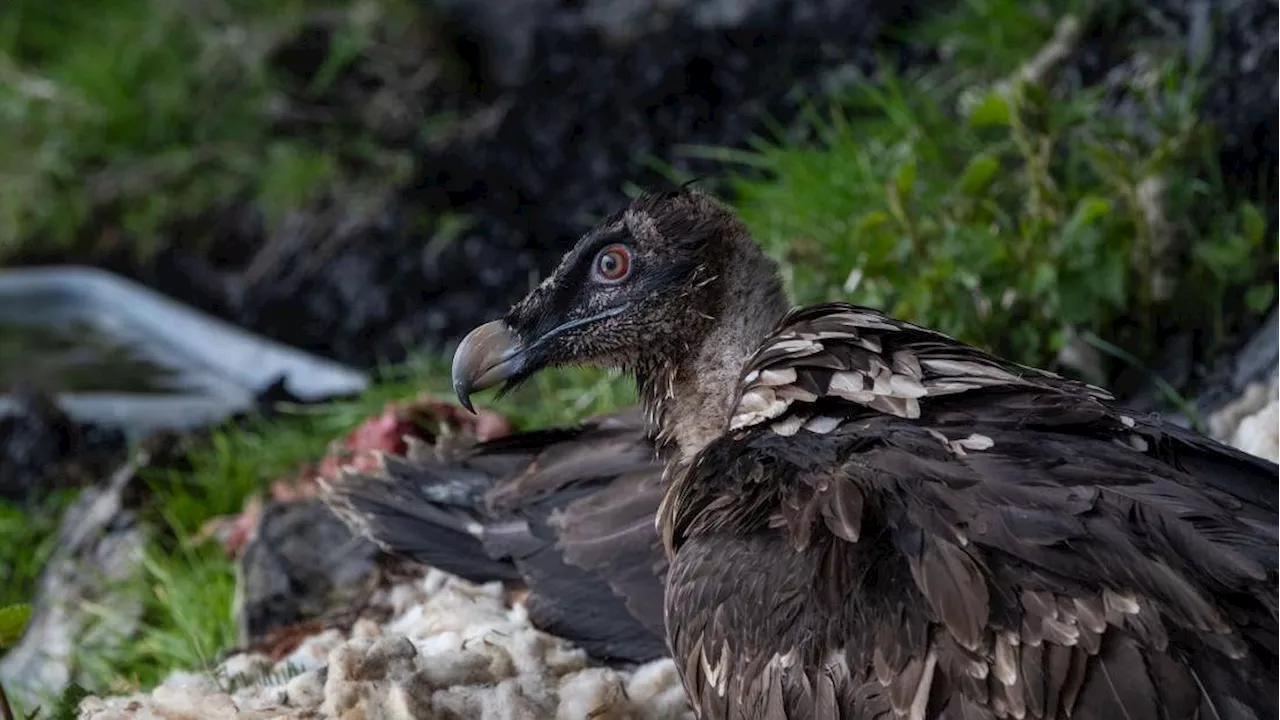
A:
[166,0,1278,371]
[1194,308,1279,415]
[0,456,148,710]
[235,498,382,647]
[237,0,929,367]
[1119,307,1278,430]
[433,0,862,90]
[0,388,127,504]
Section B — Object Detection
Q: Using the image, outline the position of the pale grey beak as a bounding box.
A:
[451,320,523,413]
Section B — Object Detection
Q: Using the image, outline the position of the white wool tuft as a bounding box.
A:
[78,568,692,719]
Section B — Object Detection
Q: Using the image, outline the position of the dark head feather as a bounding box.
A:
[453,188,788,428]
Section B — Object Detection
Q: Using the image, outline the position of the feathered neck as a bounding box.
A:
[635,242,790,465]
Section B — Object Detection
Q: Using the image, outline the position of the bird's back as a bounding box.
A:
[662,302,1279,719]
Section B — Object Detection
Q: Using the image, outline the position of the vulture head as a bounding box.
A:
[453,189,790,452]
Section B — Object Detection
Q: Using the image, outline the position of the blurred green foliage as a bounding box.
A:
[0,604,31,648]
[687,0,1275,373]
[0,490,74,609]
[0,0,421,260]
[0,603,31,720]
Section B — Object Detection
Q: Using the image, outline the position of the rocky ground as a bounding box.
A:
[81,569,692,720]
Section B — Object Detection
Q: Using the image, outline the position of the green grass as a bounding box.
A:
[0,0,426,261]
[0,490,76,609]
[680,0,1275,378]
[0,353,634,707]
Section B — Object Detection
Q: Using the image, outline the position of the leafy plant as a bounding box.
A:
[0,603,32,720]
[0,0,424,261]
[0,490,76,609]
[688,4,1273,376]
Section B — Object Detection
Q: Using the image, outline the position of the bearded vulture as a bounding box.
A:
[450,188,1279,719]
[323,406,670,663]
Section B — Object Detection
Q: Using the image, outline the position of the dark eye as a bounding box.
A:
[593,244,632,282]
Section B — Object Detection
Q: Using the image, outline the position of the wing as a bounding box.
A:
[323,449,525,583]
[663,303,1279,718]
[726,302,1114,432]
[478,408,671,662]
[326,406,671,663]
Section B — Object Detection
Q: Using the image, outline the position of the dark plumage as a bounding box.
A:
[323,407,670,663]
[451,188,1280,719]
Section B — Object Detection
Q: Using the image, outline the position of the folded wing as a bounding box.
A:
[664,302,1279,719]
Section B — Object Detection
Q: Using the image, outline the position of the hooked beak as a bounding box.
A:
[451,320,523,413]
[451,304,631,413]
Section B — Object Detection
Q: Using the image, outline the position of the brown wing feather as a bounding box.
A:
[485,406,659,510]
[328,406,671,663]
[729,302,1112,434]
[549,465,669,636]
[662,303,1278,719]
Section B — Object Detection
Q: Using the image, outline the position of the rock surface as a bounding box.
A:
[1198,309,1278,462]
[1208,376,1279,463]
[235,498,382,648]
[0,388,127,504]
[79,568,692,719]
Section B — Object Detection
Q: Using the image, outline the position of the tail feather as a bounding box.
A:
[321,406,671,664]
[325,458,522,584]
[1154,421,1279,514]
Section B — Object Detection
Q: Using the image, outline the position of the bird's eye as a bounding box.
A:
[593,244,632,283]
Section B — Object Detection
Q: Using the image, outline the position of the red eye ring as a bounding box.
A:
[593,244,631,282]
